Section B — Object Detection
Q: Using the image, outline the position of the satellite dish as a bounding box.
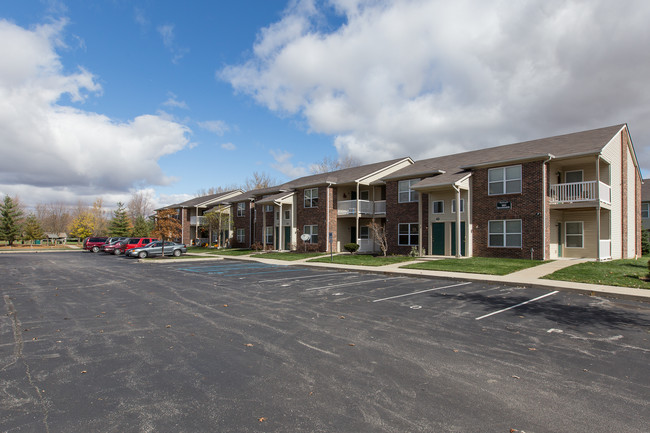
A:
[300,234,311,241]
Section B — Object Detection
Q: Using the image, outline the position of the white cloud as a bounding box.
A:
[221,142,236,151]
[157,23,188,64]
[270,149,308,178]
[198,120,230,135]
[0,19,191,207]
[162,92,188,109]
[221,0,650,172]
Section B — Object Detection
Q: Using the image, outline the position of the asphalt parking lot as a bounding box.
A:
[2,252,649,432]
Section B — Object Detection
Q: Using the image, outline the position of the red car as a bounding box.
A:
[101,238,130,255]
[117,237,157,254]
[83,237,109,253]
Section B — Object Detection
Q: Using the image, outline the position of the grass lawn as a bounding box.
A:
[402,257,549,275]
[250,252,327,261]
[542,258,650,289]
[186,247,253,256]
[308,254,416,266]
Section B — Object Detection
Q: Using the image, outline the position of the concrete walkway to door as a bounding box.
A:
[506,258,593,279]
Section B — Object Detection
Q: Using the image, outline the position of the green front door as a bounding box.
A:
[432,223,445,255]
[284,226,291,250]
[275,227,279,249]
[451,222,466,256]
[350,226,357,243]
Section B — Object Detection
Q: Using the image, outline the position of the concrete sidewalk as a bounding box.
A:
[215,253,650,302]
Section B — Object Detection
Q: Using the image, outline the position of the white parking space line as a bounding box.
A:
[372,282,472,303]
[304,277,404,291]
[475,291,559,321]
[258,273,337,283]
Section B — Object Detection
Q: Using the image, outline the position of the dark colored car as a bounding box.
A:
[117,237,157,254]
[83,237,109,253]
[126,241,187,258]
[101,238,130,255]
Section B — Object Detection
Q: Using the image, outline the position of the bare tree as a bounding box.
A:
[368,220,388,256]
[243,172,277,191]
[36,202,72,234]
[91,198,108,236]
[127,190,153,224]
[310,155,361,174]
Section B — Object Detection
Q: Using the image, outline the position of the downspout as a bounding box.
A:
[452,184,461,258]
[326,184,331,252]
[278,202,283,251]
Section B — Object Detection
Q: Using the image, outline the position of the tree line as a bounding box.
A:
[0,191,155,246]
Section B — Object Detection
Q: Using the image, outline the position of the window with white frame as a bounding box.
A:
[565,222,584,248]
[284,210,291,220]
[359,226,369,239]
[488,220,522,248]
[237,202,245,217]
[304,225,318,244]
[265,226,273,244]
[264,205,273,212]
[642,203,649,219]
[398,223,419,245]
[452,199,464,213]
[432,201,444,214]
[488,165,522,195]
[236,228,245,243]
[304,188,318,208]
[398,179,419,203]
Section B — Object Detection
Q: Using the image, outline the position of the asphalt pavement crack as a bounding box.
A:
[3,295,51,433]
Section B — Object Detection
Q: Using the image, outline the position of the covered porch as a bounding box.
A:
[549,208,611,260]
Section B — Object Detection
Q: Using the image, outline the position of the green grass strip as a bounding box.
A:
[542,258,650,289]
[308,255,416,267]
[250,252,327,261]
[402,257,549,275]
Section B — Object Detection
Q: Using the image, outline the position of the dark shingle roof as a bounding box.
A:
[161,190,243,209]
[386,124,627,186]
[279,158,411,189]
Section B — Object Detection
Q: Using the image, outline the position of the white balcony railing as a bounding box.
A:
[599,239,611,260]
[337,200,381,216]
[190,216,205,225]
[549,181,611,205]
[374,201,386,214]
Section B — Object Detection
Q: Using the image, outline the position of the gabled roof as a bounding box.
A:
[279,158,412,189]
[385,124,629,185]
[257,191,295,205]
[160,189,243,210]
[225,185,285,203]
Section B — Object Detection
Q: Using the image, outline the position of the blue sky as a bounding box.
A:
[1,0,649,210]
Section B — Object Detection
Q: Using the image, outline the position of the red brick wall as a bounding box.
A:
[472,161,545,260]
[385,180,428,255]
[295,185,336,252]
[621,131,628,257]
[232,201,251,247]
[181,208,190,245]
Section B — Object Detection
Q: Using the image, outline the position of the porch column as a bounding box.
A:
[418,191,423,256]
[278,203,284,251]
[454,185,461,258]
[596,155,601,260]
[355,182,360,248]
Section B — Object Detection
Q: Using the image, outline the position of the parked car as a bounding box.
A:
[101,238,129,255]
[117,237,157,255]
[126,241,187,258]
[83,236,109,253]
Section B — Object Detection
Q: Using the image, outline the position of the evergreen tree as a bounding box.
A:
[131,215,153,237]
[23,213,44,245]
[108,202,131,236]
[0,195,24,246]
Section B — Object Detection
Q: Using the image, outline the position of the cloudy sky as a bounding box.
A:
[1,0,649,210]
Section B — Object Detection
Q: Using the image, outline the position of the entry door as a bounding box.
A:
[350,226,357,243]
[451,222,466,256]
[284,226,291,250]
[275,227,279,249]
[557,223,563,257]
[431,223,445,255]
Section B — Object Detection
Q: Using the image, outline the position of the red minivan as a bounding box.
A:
[117,237,157,255]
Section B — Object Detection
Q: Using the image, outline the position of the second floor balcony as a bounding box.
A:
[338,200,386,217]
[190,216,205,225]
[549,181,611,206]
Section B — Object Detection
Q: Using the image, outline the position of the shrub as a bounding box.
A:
[251,242,263,252]
[408,246,420,257]
[344,243,360,254]
[642,230,650,255]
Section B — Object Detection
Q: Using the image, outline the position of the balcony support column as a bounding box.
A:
[596,155,601,260]
[355,182,360,246]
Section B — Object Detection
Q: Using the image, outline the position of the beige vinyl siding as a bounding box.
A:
[600,131,622,259]
[561,210,598,258]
